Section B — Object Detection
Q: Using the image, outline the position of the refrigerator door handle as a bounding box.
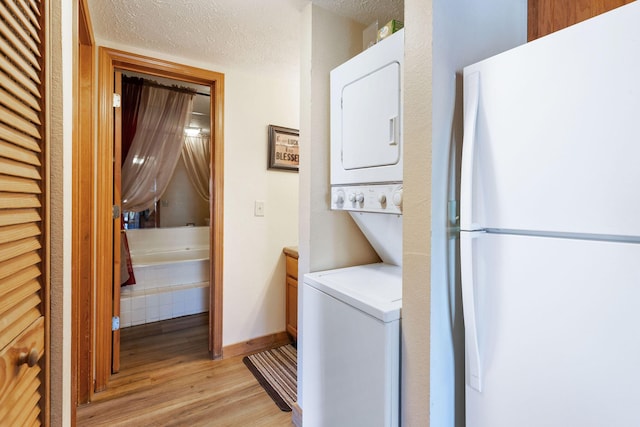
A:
[461,231,482,391]
[460,72,480,231]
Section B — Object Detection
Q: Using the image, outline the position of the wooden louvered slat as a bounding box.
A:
[0,55,40,97]
[0,223,40,244]
[17,0,41,31]
[4,377,41,427]
[15,400,43,427]
[0,192,40,209]
[0,154,41,180]
[9,393,42,427]
[27,408,42,427]
[28,0,40,17]
[0,175,41,194]
[0,265,42,298]
[0,123,41,152]
[0,2,40,57]
[24,404,42,427]
[0,140,41,166]
[0,18,40,71]
[0,237,41,263]
[0,105,41,139]
[0,209,41,227]
[0,157,41,180]
[4,1,40,43]
[0,87,41,124]
[0,363,40,420]
[0,252,41,281]
[0,304,41,351]
[0,32,41,82]
[0,258,40,286]
[0,265,42,290]
[0,279,40,321]
[0,72,41,111]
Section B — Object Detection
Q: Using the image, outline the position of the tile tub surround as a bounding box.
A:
[121,226,210,328]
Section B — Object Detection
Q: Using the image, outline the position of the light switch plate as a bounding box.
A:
[254,200,265,217]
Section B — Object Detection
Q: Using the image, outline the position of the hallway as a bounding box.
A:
[76,317,293,426]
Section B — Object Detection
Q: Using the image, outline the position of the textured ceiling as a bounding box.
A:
[87,0,404,80]
[313,0,404,26]
[89,0,404,135]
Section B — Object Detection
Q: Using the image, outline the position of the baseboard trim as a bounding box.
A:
[222,331,291,359]
[291,402,302,426]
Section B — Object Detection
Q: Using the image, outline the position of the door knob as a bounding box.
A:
[18,349,39,368]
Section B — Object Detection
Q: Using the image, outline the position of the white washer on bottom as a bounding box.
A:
[302,263,402,427]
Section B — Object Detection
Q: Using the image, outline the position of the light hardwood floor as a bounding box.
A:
[77,316,294,426]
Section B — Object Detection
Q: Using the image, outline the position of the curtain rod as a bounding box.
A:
[123,75,210,97]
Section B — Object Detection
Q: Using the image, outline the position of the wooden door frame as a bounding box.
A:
[73,0,95,409]
[93,48,225,392]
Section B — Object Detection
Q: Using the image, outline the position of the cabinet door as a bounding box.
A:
[528,0,636,40]
[0,317,45,425]
[286,276,298,338]
[0,0,47,423]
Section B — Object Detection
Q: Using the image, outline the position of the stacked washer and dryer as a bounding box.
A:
[302,29,404,427]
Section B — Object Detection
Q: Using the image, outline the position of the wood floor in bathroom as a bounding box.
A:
[76,315,294,426]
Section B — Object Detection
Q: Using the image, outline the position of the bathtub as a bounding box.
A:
[120,226,210,328]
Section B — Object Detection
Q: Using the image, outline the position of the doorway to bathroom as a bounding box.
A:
[92,48,225,393]
[116,69,213,372]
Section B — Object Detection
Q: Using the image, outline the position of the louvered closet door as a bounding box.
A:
[0,0,46,426]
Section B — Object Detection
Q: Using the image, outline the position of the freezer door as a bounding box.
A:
[461,3,640,237]
[461,231,640,427]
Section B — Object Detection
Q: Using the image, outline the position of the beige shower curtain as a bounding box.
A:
[182,135,211,202]
[121,84,195,212]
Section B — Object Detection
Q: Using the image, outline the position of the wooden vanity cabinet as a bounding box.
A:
[283,247,299,341]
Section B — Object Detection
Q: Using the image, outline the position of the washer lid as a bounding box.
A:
[303,263,402,322]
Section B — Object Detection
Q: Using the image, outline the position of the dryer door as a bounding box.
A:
[330,29,404,186]
[341,62,401,171]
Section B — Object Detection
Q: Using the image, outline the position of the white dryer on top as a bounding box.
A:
[330,29,404,186]
[329,29,404,266]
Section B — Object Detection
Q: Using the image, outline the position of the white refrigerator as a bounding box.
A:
[460,3,640,427]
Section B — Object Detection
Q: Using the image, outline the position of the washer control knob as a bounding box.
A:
[355,193,364,203]
[334,190,345,205]
[378,194,387,204]
[348,193,356,203]
[392,189,403,208]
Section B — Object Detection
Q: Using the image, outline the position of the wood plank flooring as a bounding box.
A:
[77,316,294,426]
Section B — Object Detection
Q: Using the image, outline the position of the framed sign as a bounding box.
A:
[268,125,299,172]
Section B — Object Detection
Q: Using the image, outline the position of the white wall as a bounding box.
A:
[298,3,379,408]
[429,1,527,426]
[223,70,300,345]
[90,39,301,348]
[299,6,377,277]
[402,2,433,424]
[50,0,74,425]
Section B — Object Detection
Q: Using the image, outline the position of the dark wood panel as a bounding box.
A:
[529,0,635,40]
